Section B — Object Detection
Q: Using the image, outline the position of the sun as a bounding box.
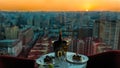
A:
[85,8,89,11]
[83,2,93,11]
[85,5,90,11]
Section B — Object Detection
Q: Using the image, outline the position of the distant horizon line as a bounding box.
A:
[0,10,120,12]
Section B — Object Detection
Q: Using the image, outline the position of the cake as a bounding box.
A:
[72,54,82,61]
[44,56,53,63]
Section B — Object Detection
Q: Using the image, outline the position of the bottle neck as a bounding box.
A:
[58,34,62,41]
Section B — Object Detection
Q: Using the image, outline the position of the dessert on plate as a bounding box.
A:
[44,56,53,63]
[72,54,82,61]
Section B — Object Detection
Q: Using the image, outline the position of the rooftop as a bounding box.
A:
[0,39,20,47]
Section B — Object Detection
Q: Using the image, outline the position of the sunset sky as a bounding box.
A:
[0,0,120,11]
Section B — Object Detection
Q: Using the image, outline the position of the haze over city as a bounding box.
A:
[0,0,120,11]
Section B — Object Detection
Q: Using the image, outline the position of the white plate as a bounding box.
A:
[66,54,83,64]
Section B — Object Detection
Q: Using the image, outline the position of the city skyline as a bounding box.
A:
[0,0,120,11]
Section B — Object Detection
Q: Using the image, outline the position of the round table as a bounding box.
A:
[36,52,89,68]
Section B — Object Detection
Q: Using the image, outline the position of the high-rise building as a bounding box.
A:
[75,37,95,56]
[0,39,22,57]
[93,13,106,40]
[19,27,34,46]
[114,15,120,50]
[0,23,5,40]
[5,25,19,39]
[92,41,112,55]
[27,15,33,26]
[75,37,104,56]
[76,39,84,54]
[34,16,39,28]
[97,44,112,53]
[83,37,94,56]
[93,13,120,50]
[72,38,77,52]
[118,33,120,50]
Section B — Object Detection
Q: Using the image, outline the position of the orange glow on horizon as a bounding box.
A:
[0,0,120,11]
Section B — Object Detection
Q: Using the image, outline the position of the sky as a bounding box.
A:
[0,0,120,11]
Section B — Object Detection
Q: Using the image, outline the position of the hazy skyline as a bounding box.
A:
[0,0,120,11]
